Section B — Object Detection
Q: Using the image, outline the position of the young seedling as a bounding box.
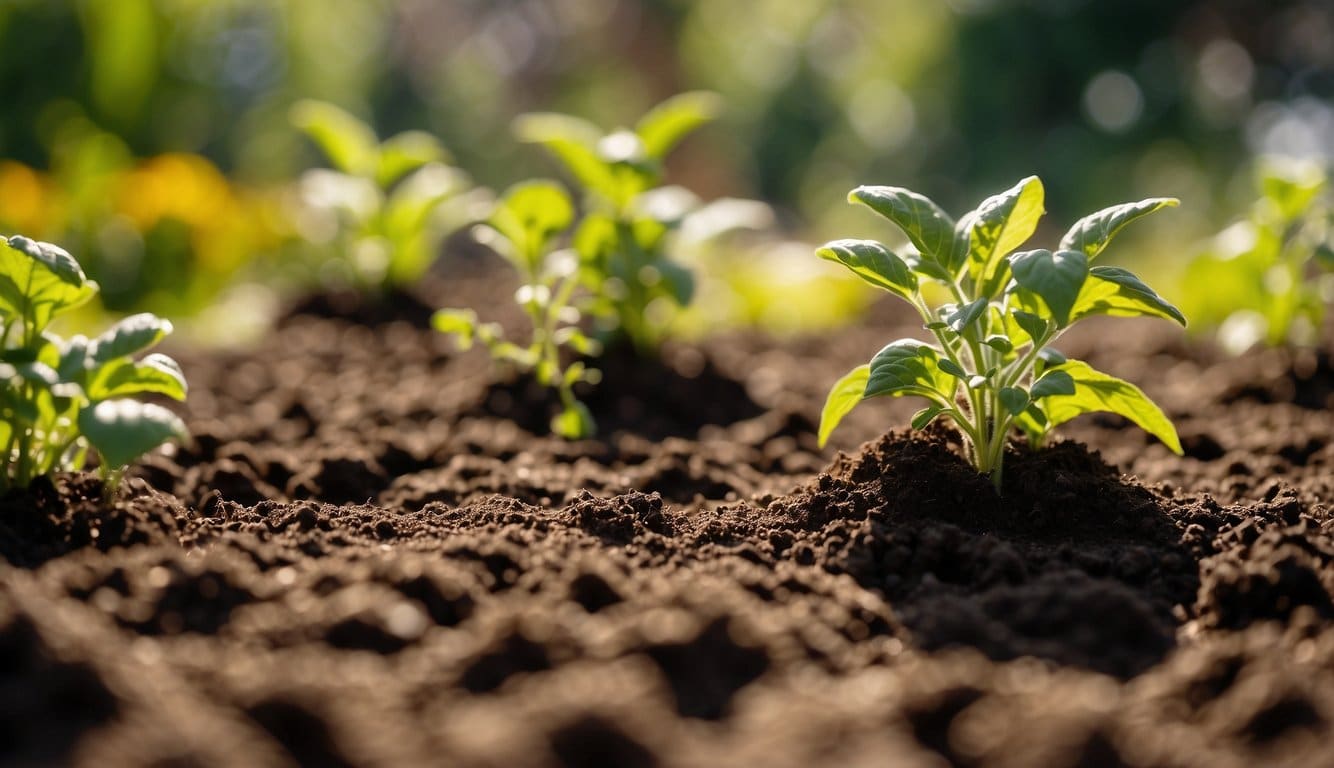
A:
[290,100,481,292]
[1183,158,1332,352]
[818,176,1186,491]
[514,91,722,352]
[433,181,602,439]
[0,235,187,497]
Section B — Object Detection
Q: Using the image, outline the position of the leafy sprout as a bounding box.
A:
[0,235,187,497]
[818,177,1185,492]
[1181,158,1333,353]
[514,91,723,352]
[433,181,602,439]
[290,100,483,292]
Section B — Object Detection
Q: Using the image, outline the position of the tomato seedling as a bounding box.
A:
[515,91,722,352]
[1182,158,1332,352]
[433,181,602,439]
[290,100,481,293]
[818,176,1185,491]
[0,236,187,496]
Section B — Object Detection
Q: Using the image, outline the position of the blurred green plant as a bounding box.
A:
[515,91,724,352]
[1180,159,1333,353]
[818,177,1184,491]
[433,181,602,439]
[0,235,187,497]
[289,99,481,293]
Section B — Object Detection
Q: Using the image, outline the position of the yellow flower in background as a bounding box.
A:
[0,161,63,237]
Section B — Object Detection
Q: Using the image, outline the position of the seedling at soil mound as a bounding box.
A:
[0,235,187,496]
[1183,158,1333,352]
[434,182,603,439]
[818,177,1186,491]
[515,91,722,353]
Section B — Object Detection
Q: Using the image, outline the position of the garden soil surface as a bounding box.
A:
[3,260,1334,767]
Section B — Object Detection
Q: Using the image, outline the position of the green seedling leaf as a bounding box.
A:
[818,363,870,447]
[911,405,945,430]
[5,236,84,285]
[816,239,917,299]
[1030,369,1075,399]
[431,308,477,348]
[78,399,188,470]
[865,339,951,401]
[553,327,603,356]
[945,297,988,333]
[983,335,1013,354]
[1258,160,1325,222]
[290,100,379,177]
[848,186,957,270]
[967,176,1044,292]
[376,130,449,187]
[634,91,722,159]
[1036,347,1067,366]
[1070,266,1186,326]
[87,313,172,366]
[1010,310,1049,343]
[489,180,575,271]
[514,113,618,198]
[1059,198,1179,260]
[1040,360,1182,454]
[0,237,97,332]
[999,386,1030,416]
[87,353,187,402]
[1009,249,1089,327]
[551,401,596,440]
[937,358,967,379]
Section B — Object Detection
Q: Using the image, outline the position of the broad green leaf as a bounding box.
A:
[1069,266,1187,326]
[290,100,379,177]
[945,297,988,333]
[983,335,1013,354]
[937,358,967,379]
[0,238,96,331]
[1029,369,1075,399]
[432,308,477,348]
[1040,360,1182,454]
[551,400,596,440]
[57,335,90,380]
[490,180,575,270]
[818,363,870,447]
[967,176,1044,291]
[87,353,187,402]
[78,399,188,470]
[5,236,85,285]
[376,130,449,187]
[1036,347,1067,367]
[634,91,722,159]
[6,359,58,388]
[514,113,618,199]
[816,239,917,299]
[865,339,953,402]
[1059,198,1179,260]
[999,386,1029,416]
[1010,310,1050,345]
[848,186,957,269]
[1009,249,1089,327]
[88,313,172,366]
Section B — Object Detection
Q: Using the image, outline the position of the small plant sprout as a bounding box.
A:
[1183,158,1333,353]
[0,236,187,497]
[817,177,1186,491]
[514,91,723,352]
[433,181,603,439]
[290,100,482,292]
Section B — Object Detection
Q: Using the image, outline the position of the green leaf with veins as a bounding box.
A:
[1059,198,1178,260]
[848,186,957,270]
[87,353,188,402]
[1069,266,1187,326]
[78,399,189,471]
[818,363,870,447]
[968,176,1044,291]
[865,339,952,400]
[1039,360,1182,454]
[1009,249,1089,328]
[816,239,917,299]
[87,313,173,366]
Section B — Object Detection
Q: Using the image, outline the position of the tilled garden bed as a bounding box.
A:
[2,271,1332,767]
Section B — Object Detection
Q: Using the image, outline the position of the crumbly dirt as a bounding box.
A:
[2,269,1332,767]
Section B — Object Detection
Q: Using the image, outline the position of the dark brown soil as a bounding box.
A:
[2,272,1332,767]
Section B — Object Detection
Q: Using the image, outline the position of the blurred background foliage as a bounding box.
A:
[0,0,1330,339]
